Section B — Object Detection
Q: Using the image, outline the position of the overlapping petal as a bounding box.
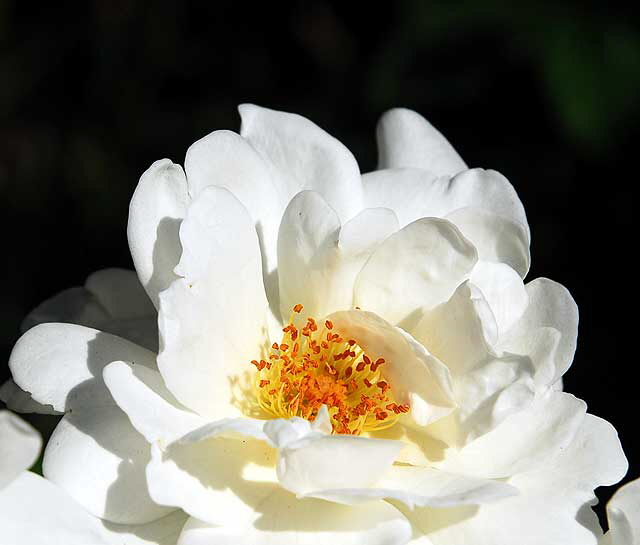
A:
[602,478,640,545]
[277,190,398,321]
[0,411,41,488]
[376,108,467,175]
[157,186,270,419]
[0,472,187,545]
[43,405,173,524]
[354,217,477,325]
[128,159,190,308]
[9,323,156,412]
[239,104,364,224]
[176,496,412,545]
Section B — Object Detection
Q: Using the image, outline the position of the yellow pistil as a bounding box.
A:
[249,305,409,435]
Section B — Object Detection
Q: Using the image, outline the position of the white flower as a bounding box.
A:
[601,478,640,545]
[5,105,628,544]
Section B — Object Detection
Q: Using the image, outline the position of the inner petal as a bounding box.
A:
[249,305,409,435]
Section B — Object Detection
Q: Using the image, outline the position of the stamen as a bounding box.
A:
[248,304,409,435]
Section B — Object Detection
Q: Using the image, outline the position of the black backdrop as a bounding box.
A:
[1,0,638,521]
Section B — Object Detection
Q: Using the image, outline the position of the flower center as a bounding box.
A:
[249,304,409,435]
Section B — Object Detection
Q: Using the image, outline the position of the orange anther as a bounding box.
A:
[344,366,353,378]
[293,304,303,313]
[377,381,390,394]
[363,355,371,365]
[356,361,366,372]
[279,344,289,351]
[375,409,388,421]
[259,380,270,388]
[272,342,279,350]
[325,320,334,330]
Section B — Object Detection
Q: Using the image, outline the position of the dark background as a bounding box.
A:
[1,0,637,524]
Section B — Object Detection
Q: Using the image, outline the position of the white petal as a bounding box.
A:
[21,286,109,332]
[412,282,497,376]
[470,262,529,339]
[438,391,587,478]
[310,465,517,509]
[147,435,279,526]
[184,129,285,301]
[85,268,156,320]
[0,472,187,545]
[277,190,340,320]
[239,104,363,223]
[277,191,398,321]
[329,310,455,427]
[176,496,412,545]
[44,405,172,524]
[275,432,403,496]
[21,269,158,351]
[445,207,530,277]
[408,413,627,545]
[376,108,467,175]
[451,355,535,444]
[354,217,477,325]
[604,478,640,545]
[9,323,156,412]
[158,186,269,419]
[498,278,578,385]
[0,379,60,415]
[103,361,207,445]
[362,168,529,237]
[0,411,41,488]
[128,159,190,308]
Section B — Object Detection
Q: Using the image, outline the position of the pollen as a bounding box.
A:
[249,304,409,435]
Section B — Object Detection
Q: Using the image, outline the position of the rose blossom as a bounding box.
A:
[3,105,629,544]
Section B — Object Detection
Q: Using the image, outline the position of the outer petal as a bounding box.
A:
[0,411,41,489]
[84,268,156,320]
[268,423,403,496]
[43,405,173,524]
[147,431,279,526]
[0,379,60,415]
[362,168,529,238]
[469,262,529,339]
[310,465,517,509]
[184,129,285,301]
[408,413,626,545]
[9,323,156,412]
[21,268,158,351]
[354,217,477,325]
[128,159,190,308]
[446,207,530,277]
[0,472,187,545]
[603,478,640,545]
[21,286,109,333]
[376,108,467,175]
[498,278,578,385]
[277,191,398,321]
[103,361,207,445]
[411,282,535,446]
[329,310,455,427]
[158,186,270,419]
[176,496,412,545]
[437,391,587,478]
[412,282,497,376]
[239,104,363,223]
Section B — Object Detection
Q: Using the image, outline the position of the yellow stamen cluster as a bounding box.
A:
[250,304,409,435]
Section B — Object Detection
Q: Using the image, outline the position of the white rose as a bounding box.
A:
[5,105,628,544]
